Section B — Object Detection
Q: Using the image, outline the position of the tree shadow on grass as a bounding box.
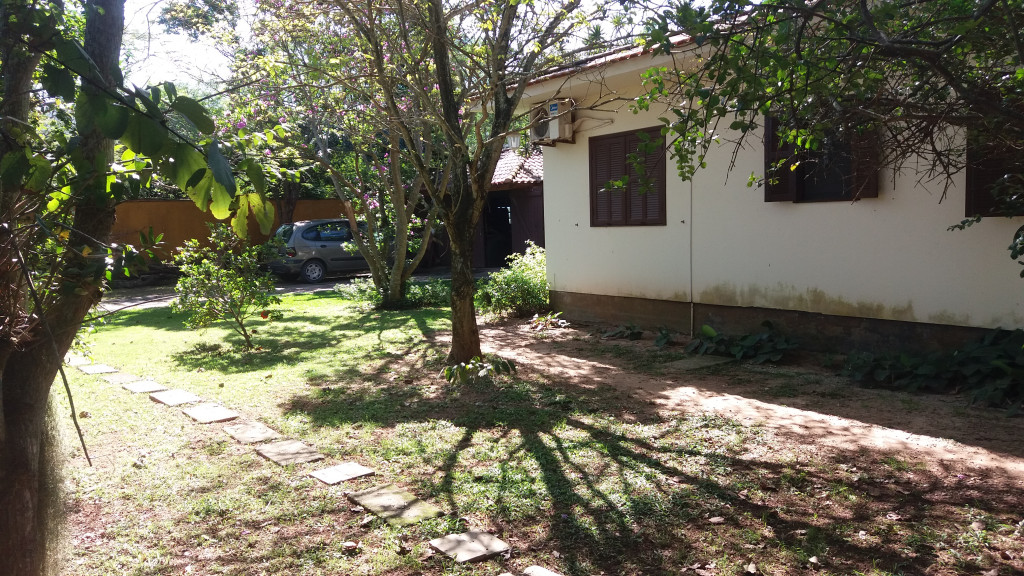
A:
[167,307,449,376]
[280,373,1010,575]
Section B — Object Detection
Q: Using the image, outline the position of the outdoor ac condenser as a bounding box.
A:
[530,99,574,145]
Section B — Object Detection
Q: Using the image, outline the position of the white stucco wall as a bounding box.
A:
[527,51,1024,330]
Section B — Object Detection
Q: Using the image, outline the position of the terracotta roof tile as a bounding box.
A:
[491,147,543,187]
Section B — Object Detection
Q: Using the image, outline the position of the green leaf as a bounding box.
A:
[94,102,130,139]
[122,112,168,156]
[40,63,76,101]
[52,37,102,80]
[0,149,31,188]
[241,158,267,195]
[25,156,53,192]
[133,85,162,118]
[172,96,216,134]
[167,143,206,189]
[184,169,214,211]
[247,192,274,234]
[207,140,236,195]
[232,194,249,237]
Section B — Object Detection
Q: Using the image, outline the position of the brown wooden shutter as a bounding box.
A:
[848,128,880,199]
[965,142,1023,217]
[764,116,798,202]
[625,127,666,225]
[590,133,626,226]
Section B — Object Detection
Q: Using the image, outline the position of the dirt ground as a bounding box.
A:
[478,321,1024,497]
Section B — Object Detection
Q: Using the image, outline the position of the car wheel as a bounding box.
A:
[300,260,326,283]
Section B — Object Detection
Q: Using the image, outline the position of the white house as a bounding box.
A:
[521,43,1024,351]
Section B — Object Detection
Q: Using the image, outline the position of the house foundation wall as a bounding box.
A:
[549,291,691,333]
[551,290,990,354]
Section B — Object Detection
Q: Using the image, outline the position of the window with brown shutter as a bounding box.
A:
[763,117,880,203]
[965,140,1024,217]
[590,127,667,226]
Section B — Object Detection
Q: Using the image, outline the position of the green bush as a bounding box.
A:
[480,241,548,317]
[334,277,453,308]
[172,224,280,350]
[842,328,1024,410]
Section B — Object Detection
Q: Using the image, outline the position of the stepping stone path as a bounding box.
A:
[523,567,565,576]
[123,380,167,394]
[348,484,443,527]
[224,422,281,444]
[256,439,324,466]
[78,363,118,375]
[150,389,201,406]
[429,530,510,562]
[310,462,375,485]
[101,372,143,385]
[182,403,240,424]
[74,356,521,569]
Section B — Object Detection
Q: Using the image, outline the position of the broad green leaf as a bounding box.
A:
[172,96,216,134]
[232,194,249,237]
[133,85,162,118]
[168,143,206,189]
[183,168,214,210]
[52,37,102,80]
[241,158,266,195]
[122,112,168,156]
[40,63,76,101]
[247,192,275,234]
[25,156,53,192]
[209,180,233,220]
[206,140,236,195]
[95,102,130,139]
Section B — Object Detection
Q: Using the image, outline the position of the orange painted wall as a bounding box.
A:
[111,199,346,260]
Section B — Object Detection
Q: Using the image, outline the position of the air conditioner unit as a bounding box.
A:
[530,99,574,145]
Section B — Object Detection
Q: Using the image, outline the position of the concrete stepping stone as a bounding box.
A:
[123,380,167,394]
[523,567,564,576]
[256,439,324,466]
[310,462,374,485]
[149,389,201,406]
[182,403,240,424]
[664,355,736,371]
[102,372,144,385]
[348,483,443,527]
[65,354,91,367]
[428,530,510,562]
[78,364,118,375]
[224,422,281,444]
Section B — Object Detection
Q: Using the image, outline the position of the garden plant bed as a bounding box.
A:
[58,292,1024,575]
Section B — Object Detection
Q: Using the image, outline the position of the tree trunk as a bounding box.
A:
[446,219,481,363]
[444,171,486,364]
[0,0,124,573]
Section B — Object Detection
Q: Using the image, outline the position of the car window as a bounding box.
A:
[275,224,294,242]
[300,226,320,241]
[318,221,352,241]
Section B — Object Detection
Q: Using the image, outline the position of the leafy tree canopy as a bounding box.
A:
[637,0,1024,201]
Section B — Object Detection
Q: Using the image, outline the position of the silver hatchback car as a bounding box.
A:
[268,219,369,282]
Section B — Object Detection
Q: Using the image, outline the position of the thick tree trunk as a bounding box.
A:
[0,0,123,573]
[446,219,481,363]
[444,172,486,364]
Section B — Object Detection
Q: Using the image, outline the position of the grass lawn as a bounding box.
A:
[56,291,1024,575]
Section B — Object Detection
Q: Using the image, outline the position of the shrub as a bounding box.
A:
[172,224,280,350]
[480,241,548,317]
[842,328,1024,410]
[334,277,453,308]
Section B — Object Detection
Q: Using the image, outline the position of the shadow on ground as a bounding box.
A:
[281,366,1021,576]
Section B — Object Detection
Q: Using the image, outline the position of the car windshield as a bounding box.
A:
[275,224,294,242]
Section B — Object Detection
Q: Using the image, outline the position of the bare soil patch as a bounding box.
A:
[480,321,1024,491]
